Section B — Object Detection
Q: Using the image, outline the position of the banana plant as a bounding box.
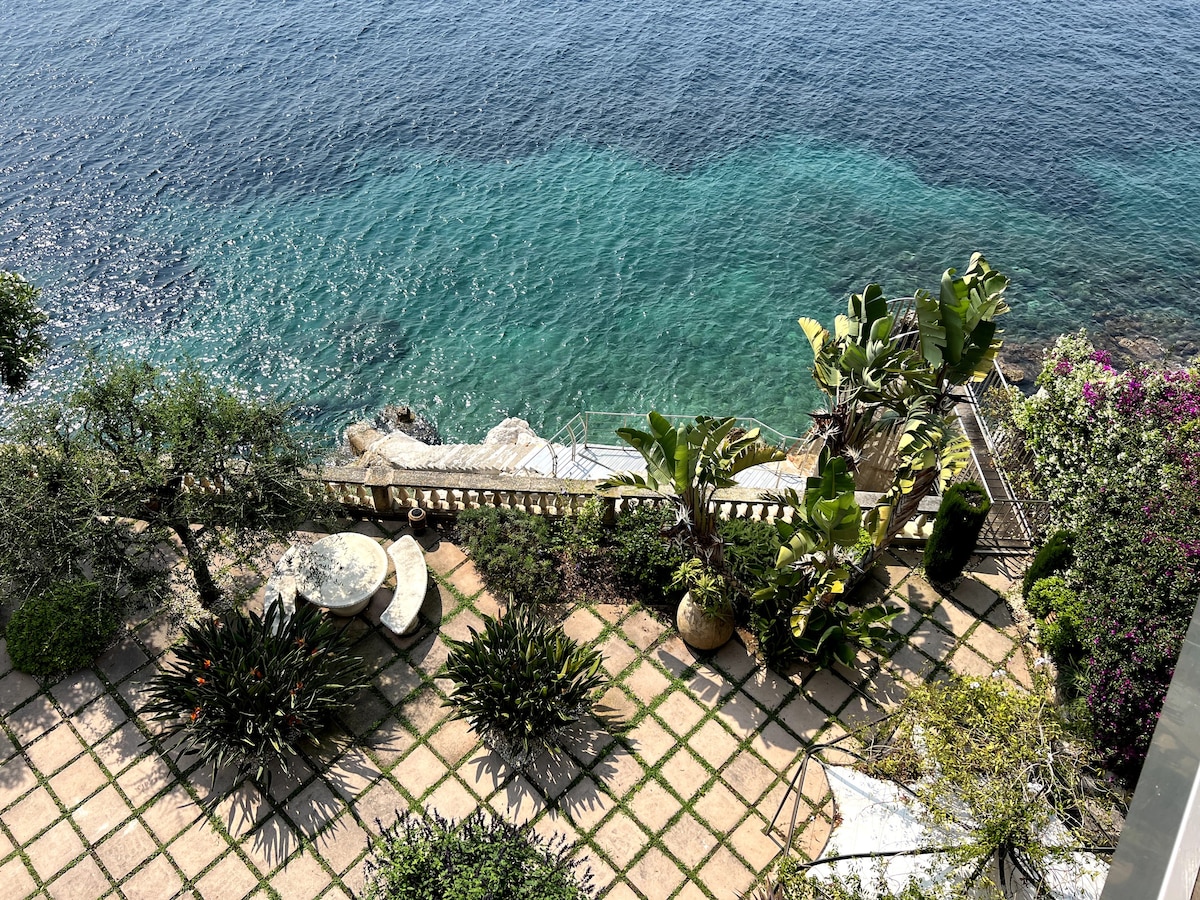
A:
[600,412,785,568]
[915,252,1011,406]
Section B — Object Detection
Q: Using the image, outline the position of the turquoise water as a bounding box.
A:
[2,0,1199,440]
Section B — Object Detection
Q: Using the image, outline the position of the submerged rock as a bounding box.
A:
[375,404,442,446]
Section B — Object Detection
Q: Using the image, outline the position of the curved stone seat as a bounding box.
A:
[263,572,298,635]
[383,535,428,636]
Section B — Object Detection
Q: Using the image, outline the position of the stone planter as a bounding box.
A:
[407,506,427,535]
[676,592,734,651]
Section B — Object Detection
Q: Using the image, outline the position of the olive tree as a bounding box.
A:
[0,271,49,393]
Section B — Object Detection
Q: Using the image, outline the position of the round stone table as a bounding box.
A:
[295,533,388,616]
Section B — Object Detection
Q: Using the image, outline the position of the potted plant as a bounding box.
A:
[671,558,734,651]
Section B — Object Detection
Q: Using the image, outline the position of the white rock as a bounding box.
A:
[484,417,540,446]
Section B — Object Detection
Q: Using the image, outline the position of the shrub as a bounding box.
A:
[1025,574,1071,620]
[719,517,780,595]
[1022,530,1074,601]
[443,607,606,768]
[456,507,561,606]
[923,482,991,583]
[555,496,606,562]
[609,503,685,603]
[6,580,120,677]
[772,862,958,899]
[362,808,593,900]
[142,602,369,788]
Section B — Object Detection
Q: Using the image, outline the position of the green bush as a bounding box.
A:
[444,607,606,768]
[362,808,593,900]
[1022,529,1074,601]
[456,507,561,606]
[772,861,958,899]
[719,517,780,595]
[609,503,685,603]
[6,580,120,677]
[142,603,369,789]
[554,497,606,562]
[923,482,991,583]
[1027,576,1087,662]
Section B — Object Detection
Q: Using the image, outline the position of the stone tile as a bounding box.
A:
[886,642,936,684]
[122,853,182,900]
[398,686,450,737]
[596,745,644,801]
[420,541,466,576]
[196,851,259,900]
[311,813,368,875]
[604,881,641,900]
[9,696,63,744]
[685,667,735,709]
[931,599,977,639]
[491,774,546,826]
[73,695,128,744]
[622,609,667,651]
[948,646,994,679]
[627,780,680,834]
[141,784,201,843]
[674,883,711,900]
[967,556,1024,594]
[137,616,181,658]
[777,693,826,743]
[216,782,272,840]
[365,717,418,769]
[565,715,616,767]
[623,661,672,707]
[92,722,144,777]
[793,811,833,862]
[26,726,84,776]
[427,717,479,768]
[659,749,709,802]
[662,813,716,870]
[49,752,107,809]
[47,852,110,900]
[896,574,943,611]
[838,693,887,730]
[325,748,382,802]
[341,857,369,897]
[907,620,956,665]
[457,747,509,802]
[721,752,776,806]
[595,813,649,869]
[290,779,347,841]
[887,601,924,637]
[27,817,82,881]
[802,670,854,714]
[392,743,445,801]
[446,562,486,599]
[49,671,105,716]
[628,716,677,767]
[353,631,400,678]
[5,787,60,845]
[168,819,230,880]
[116,755,174,808]
[655,691,706,739]
[698,844,753,898]
[594,604,624,624]
[427,775,480,821]
[626,847,684,897]
[0,728,15,764]
[526,751,581,802]
[353,780,408,834]
[270,850,327,900]
[241,814,300,876]
[713,640,756,681]
[408,634,451,680]
[954,577,999,616]
[0,670,40,715]
[652,636,695,679]
[338,688,391,736]
[0,856,37,899]
[1007,648,1036,691]
[97,819,155,881]
[968,622,1016,665]
[95,637,150,684]
[472,589,502,619]
[440,608,485,644]
[562,608,605,645]
[596,686,637,727]
[374,660,421,709]
[0,637,9,675]
[750,720,802,776]
[693,781,746,836]
[597,635,638,678]
[560,777,614,832]
[740,667,793,712]
[72,784,132,844]
[688,719,739,769]
[716,690,770,740]
[868,558,910,589]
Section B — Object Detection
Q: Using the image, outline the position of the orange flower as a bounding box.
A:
[196,676,206,685]
[251,666,263,679]
[190,706,202,722]
[294,637,306,647]
[202,659,212,669]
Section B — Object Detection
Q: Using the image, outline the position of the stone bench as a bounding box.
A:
[383,535,428,636]
[264,546,301,634]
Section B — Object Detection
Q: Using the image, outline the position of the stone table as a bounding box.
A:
[295,532,388,616]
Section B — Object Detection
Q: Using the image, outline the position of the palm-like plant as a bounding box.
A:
[600,413,785,569]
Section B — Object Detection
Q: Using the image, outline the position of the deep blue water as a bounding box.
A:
[2,0,1198,440]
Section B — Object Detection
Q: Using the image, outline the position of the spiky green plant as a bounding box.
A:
[443,608,606,768]
[143,602,369,788]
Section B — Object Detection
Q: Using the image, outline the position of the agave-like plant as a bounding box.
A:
[443,608,606,769]
[142,602,369,789]
[600,413,785,569]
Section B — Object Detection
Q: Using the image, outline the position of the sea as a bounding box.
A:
[2,0,1198,442]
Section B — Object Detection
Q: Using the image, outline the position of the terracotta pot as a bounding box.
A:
[676,592,734,651]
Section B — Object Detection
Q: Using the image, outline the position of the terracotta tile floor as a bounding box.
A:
[0,521,1029,899]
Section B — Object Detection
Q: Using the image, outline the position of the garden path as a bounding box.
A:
[0,520,1029,900]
